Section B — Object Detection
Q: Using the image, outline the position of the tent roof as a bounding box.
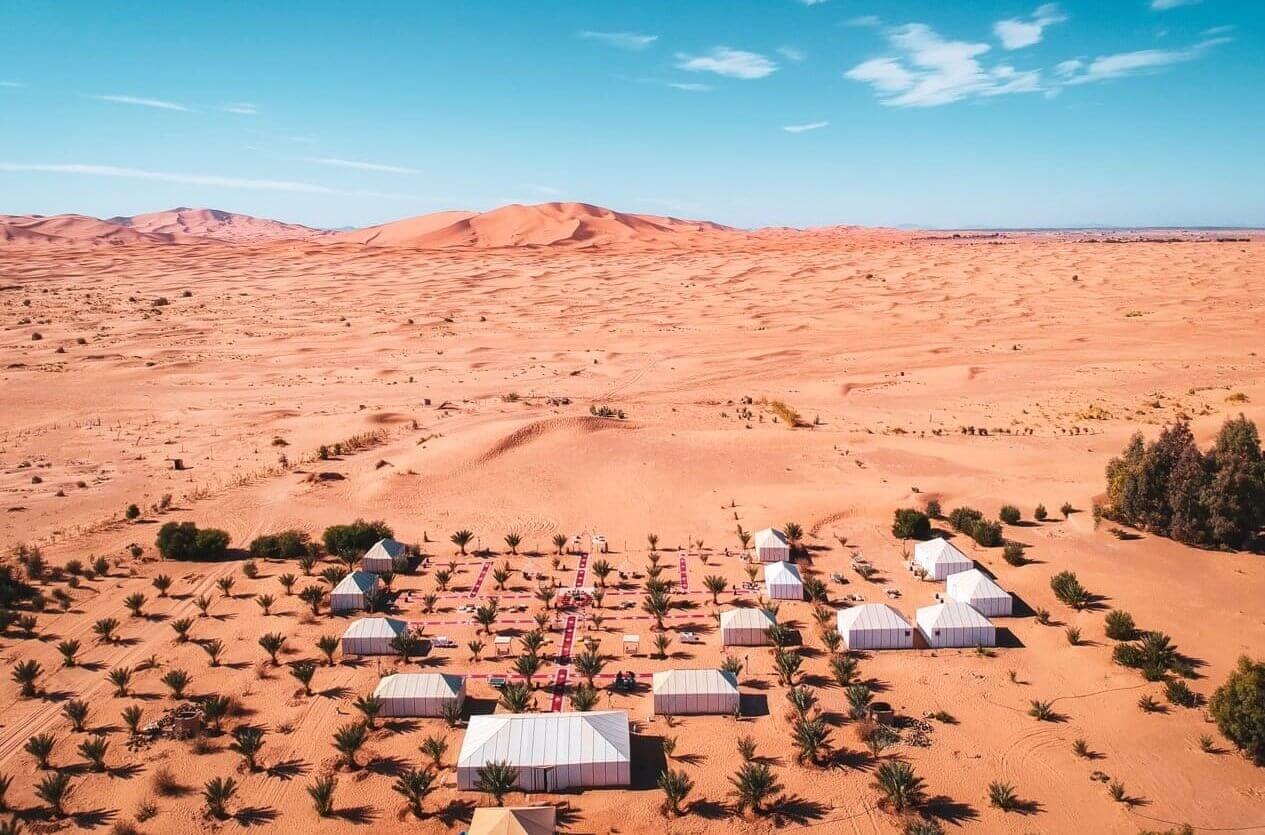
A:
[364,538,406,561]
[753,528,788,547]
[333,570,380,595]
[837,603,912,632]
[458,711,630,769]
[946,569,1010,600]
[652,669,738,696]
[342,616,407,639]
[914,538,972,569]
[764,561,802,584]
[374,673,463,700]
[468,807,556,835]
[917,600,993,629]
[719,607,776,629]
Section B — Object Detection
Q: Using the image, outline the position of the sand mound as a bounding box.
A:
[110,207,329,244]
[475,416,633,465]
[0,213,180,246]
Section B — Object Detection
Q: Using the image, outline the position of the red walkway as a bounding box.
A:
[573,552,589,588]
[678,553,690,591]
[548,614,577,711]
[467,562,492,598]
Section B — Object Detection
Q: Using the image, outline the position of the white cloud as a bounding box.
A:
[797,0,829,5]
[301,157,421,174]
[1059,36,1228,84]
[666,81,712,92]
[1152,0,1200,9]
[579,31,658,50]
[676,47,778,79]
[93,94,192,111]
[0,81,23,88]
[848,15,882,27]
[778,46,807,63]
[222,102,258,115]
[994,3,1067,50]
[845,23,1042,107]
[1055,58,1084,77]
[783,121,828,133]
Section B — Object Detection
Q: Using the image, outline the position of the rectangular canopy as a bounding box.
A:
[341,616,407,655]
[362,537,406,573]
[945,569,1013,617]
[763,561,804,600]
[652,669,739,715]
[331,570,381,612]
[916,600,997,648]
[753,527,791,562]
[374,673,466,717]
[457,711,631,792]
[914,538,973,581]
[837,603,915,650]
[720,607,775,646]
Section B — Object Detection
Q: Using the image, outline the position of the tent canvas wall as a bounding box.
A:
[341,616,407,655]
[331,570,381,613]
[836,604,915,650]
[374,673,466,717]
[946,569,1013,617]
[914,538,973,581]
[720,607,775,646]
[753,528,791,563]
[468,807,556,835]
[917,600,997,648]
[457,711,630,792]
[652,669,739,715]
[763,561,804,600]
[361,537,406,573]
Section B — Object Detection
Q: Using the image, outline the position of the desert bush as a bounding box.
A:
[1050,570,1090,609]
[924,499,942,518]
[321,520,392,558]
[1034,504,1048,521]
[1002,542,1026,566]
[999,505,1021,525]
[1165,679,1198,708]
[155,522,230,560]
[249,530,311,559]
[1209,655,1265,763]
[892,508,931,540]
[1104,609,1136,641]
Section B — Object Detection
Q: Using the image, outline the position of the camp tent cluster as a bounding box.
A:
[753,527,790,562]
[331,570,382,613]
[340,616,408,655]
[652,669,740,715]
[373,673,466,717]
[763,560,804,600]
[720,607,776,646]
[456,711,631,792]
[361,537,406,573]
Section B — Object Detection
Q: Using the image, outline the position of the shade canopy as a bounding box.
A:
[914,538,973,580]
[457,711,631,792]
[837,604,915,650]
[763,561,804,600]
[362,537,406,573]
[753,527,790,562]
[468,807,556,835]
[720,607,775,646]
[917,600,997,648]
[341,616,407,655]
[945,569,1013,617]
[374,673,465,717]
[652,669,739,715]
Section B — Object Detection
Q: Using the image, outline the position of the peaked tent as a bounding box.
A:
[763,561,804,600]
[468,807,556,835]
[457,711,630,792]
[917,600,996,648]
[374,673,466,717]
[331,570,381,613]
[720,607,776,646]
[914,538,973,581]
[362,537,406,573]
[836,604,915,650]
[652,669,739,715]
[753,528,791,563]
[341,616,408,655]
[946,569,1013,617]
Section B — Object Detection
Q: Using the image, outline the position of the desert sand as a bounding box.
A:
[1,207,1263,834]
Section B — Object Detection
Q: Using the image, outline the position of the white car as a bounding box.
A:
[430,636,456,648]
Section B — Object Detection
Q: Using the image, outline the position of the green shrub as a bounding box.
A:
[1209,655,1265,763]
[1002,542,1026,566]
[1050,570,1089,609]
[249,529,311,559]
[1034,504,1047,521]
[999,505,1021,525]
[1104,610,1136,641]
[155,522,230,560]
[892,508,931,540]
[322,520,392,557]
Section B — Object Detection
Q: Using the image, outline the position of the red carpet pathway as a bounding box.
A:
[549,614,578,711]
[468,561,492,598]
[678,553,690,591]
[573,552,589,588]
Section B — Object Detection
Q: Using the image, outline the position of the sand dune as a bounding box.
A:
[0,212,181,245]
[110,206,330,243]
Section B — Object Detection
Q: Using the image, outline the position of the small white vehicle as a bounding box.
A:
[679,632,701,644]
[430,636,456,648]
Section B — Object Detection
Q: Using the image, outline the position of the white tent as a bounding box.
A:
[763,561,804,600]
[362,537,406,573]
[374,673,466,717]
[457,711,631,792]
[753,528,790,563]
[917,600,996,648]
[331,570,381,613]
[468,807,556,835]
[341,616,408,655]
[837,604,915,650]
[720,607,775,646]
[914,538,973,581]
[946,569,1013,617]
[652,669,739,715]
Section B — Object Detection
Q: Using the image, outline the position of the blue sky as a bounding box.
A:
[1,1,1261,229]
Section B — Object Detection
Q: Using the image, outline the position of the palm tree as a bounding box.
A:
[354,694,382,729]
[519,630,547,657]
[421,592,439,614]
[504,532,522,555]
[171,617,193,643]
[451,529,474,555]
[703,575,728,604]
[107,666,133,697]
[829,654,858,687]
[201,639,225,667]
[278,573,298,595]
[873,760,925,812]
[786,685,817,719]
[121,705,143,736]
[535,585,556,611]
[569,683,600,711]
[307,774,337,817]
[56,639,80,668]
[299,585,325,615]
[512,655,541,690]
[201,694,232,731]
[159,668,191,698]
[0,773,11,814]
[25,733,56,769]
[552,533,568,555]
[737,528,752,550]
[1028,699,1056,721]
[846,684,874,719]
[256,593,276,615]
[653,633,672,659]
[152,573,173,596]
[92,617,119,644]
[332,721,368,770]
[290,661,317,696]
[591,559,613,587]
[433,569,453,592]
[492,564,512,591]
[258,632,285,666]
[316,635,340,665]
[475,760,518,805]
[474,602,499,634]
[34,772,73,817]
[78,736,108,772]
[216,575,235,598]
[658,767,694,816]
[193,594,213,617]
[441,700,463,728]
[774,650,802,687]
[62,700,90,732]
[467,639,485,662]
[988,780,1020,811]
[230,726,265,771]
[124,592,146,618]
[202,776,237,819]
[420,734,448,771]
[792,717,831,765]
[574,648,604,685]
[729,762,782,816]
[819,628,842,655]
[500,681,535,713]
[642,590,670,631]
[393,768,436,818]
[647,533,660,552]
[783,522,803,549]
[736,735,757,762]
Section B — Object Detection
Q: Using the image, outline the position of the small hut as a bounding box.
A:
[916,600,996,648]
[720,607,775,646]
[836,604,915,650]
[913,538,972,581]
[652,669,739,715]
[946,569,1013,617]
[361,537,406,573]
[373,673,466,717]
[457,711,631,791]
[763,561,804,600]
[340,616,408,655]
[753,528,791,563]
[330,570,381,613]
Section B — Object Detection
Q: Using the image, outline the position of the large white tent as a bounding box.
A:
[753,528,791,563]
[652,669,739,715]
[837,604,915,650]
[457,711,630,792]
[914,538,973,581]
[374,673,466,717]
[917,600,997,648]
[361,537,406,573]
[946,569,1013,617]
[720,607,775,646]
[341,616,408,655]
[468,807,556,835]
[763,561,804,600]
[331,570,381,613]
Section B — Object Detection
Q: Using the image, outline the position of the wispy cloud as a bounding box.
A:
[1058,36,1229,84]
[676,47,778,79]
[847,15,882,28]
[783,121,828,133]
[619,75,712,92]
[301,157,420,174]
[0,81,23,88]
[797,0,829,5]
[994,3,1067,50]
[778,46,807,63]
[1151,0,1200,9]
[93,94,192,112]
[579,30,658,50]
[845,24,1040,107]
[221,102,258,115]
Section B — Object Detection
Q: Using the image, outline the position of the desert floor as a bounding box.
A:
[1,234,1263,834]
